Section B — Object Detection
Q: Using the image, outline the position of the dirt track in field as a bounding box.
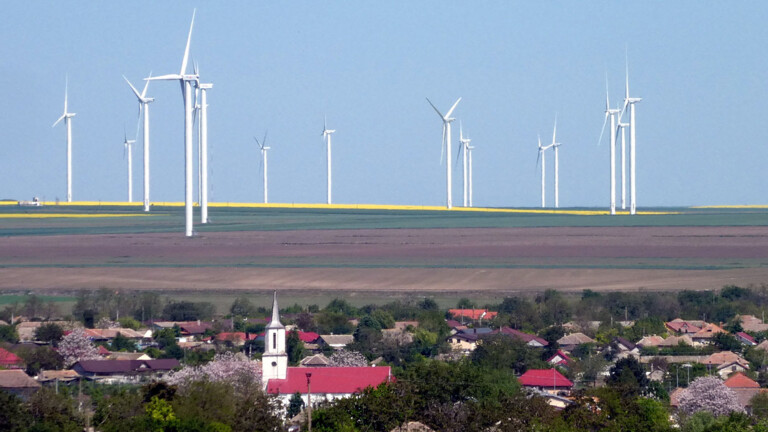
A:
[1,226,768,293]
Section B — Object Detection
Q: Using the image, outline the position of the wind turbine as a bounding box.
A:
[123,73,154,212]
[194,71,212,224]
[255,132,270,204]
[619,53,642,215]
[458,123,472,207]
[616,120,628,210]
[536,135,553,208]
[426,97,461,209]
[52,77,76,203]
[321,118,335,205]
[598,76,621,215]
[147,9,198,236]
[550,116,561,208]
[122,130,136,202]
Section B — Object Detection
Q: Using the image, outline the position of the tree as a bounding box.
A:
[713,332,742,352]
[456,298,475,309]
[677,376,744,417]
[0,390,30,432]
[16,345,64,375]
[117,317,141,330]
[418,298,439,311]
[165,351,262,394]
[286,331,305,365]
[230,297,256,317]
[34,323,65,345]
[27,387,82,432]
[371,309,396,329]
[110,332,138,352]
[0,324,19,343]
[96,317,120,329]
[58,327,100,367]
[329,350,368,367]
[607,356,648,396]
[751,391,768,420]
[471,334,545,374]
[286,392,305,419]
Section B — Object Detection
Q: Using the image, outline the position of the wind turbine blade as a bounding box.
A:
[459,121,464,141]
[254,136,262,149]
[134,111,142,142]
[141,72,152,98]
[605,72,610,111]
[64,77,68,113]
[454,140,462,170]
[439,125,446,165]
[147,74,182,81]
[614,123,623,143]
[52,114,65,128]
[619,100,628,120]
[180,9,196,76]
[123,76,142,99]
[445,97,461,118]
[426,98,444,119]
[597,113,608,146]
[552,114,558,146]
[625,47,630,100]
[262,131,268,148]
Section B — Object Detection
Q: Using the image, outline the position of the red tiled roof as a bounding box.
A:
[547,350,572,366]
[519,369,573,388]
[724,372,760,389]
[215,332,259,342]
[297,331,320,343]
[0,348,23,367]
[266,366,391,395]
[665,320,703,334]
[448,309,498,320]
[736,332,757,345]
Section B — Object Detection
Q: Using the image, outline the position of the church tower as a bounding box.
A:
[262,291,287,383]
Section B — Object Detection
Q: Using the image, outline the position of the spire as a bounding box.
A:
[266,291,284,329]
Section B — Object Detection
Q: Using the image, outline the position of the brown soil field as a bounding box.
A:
[2,226,768,293]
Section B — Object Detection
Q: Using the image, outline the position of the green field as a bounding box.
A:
[2,204,768,237]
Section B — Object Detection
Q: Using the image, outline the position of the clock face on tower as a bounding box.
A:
[272,362,277,367]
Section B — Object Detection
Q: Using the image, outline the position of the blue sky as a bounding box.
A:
[1,2,766,207]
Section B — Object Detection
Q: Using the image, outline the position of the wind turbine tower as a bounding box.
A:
[550,117,561,209]
[52,78,76,202]
[255,132,270,204]
[321,119,335,205]
[426,97,461,209]
[123,74,154,212]
[459,123,472,207]
[197,80,212,224]
[622,56,642,215]
[598,78,621,215]
[148,9,198,236]
[536,136,553,208]
[122,131,136,202]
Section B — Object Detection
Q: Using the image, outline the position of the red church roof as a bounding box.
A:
[266,366,392,395]
[297,331,320,343]
[0,348,23,368]
[519,369,573,388]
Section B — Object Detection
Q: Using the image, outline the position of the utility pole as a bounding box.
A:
[306,373,312,432]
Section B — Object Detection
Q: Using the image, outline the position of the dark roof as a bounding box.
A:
[450,327,549,346]
[614,337,636,350]
[457,327,494,335]
[74,359,179,374]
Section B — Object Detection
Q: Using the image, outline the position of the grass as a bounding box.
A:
[1,203,767,237]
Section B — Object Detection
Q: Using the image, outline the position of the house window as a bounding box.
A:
[273,333,277,350]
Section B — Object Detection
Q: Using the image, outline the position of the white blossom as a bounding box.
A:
[328,350,368,367]
[58,328,100,367]
[678,376,744,417]
[165,351,261,394]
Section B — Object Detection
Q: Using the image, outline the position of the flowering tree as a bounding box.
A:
[678,376,744,416]
[58,328,100,367]
[96,317,120,329]
[165,351,261,394]
[328,350,368,367]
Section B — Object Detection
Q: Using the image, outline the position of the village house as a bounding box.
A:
[262,293,391,408]
[724,372,768,413]
[556,332,596,351]
[0,347,24,369]
[547,350,572,367]
[72,359,180,384]
[518,369,573,395]
[691,323,728,345]
[737,315,768,333]
[665,319,705,335]
[735,332,757,346]
[318,334,355,350]
[702,351,751,379]
[448,309,498,324]
[0,369,41,399]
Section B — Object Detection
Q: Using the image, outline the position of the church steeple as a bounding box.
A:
[262,291,287,383]
[266,291,285,330]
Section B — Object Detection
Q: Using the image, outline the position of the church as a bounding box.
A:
[262,292,392,407]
